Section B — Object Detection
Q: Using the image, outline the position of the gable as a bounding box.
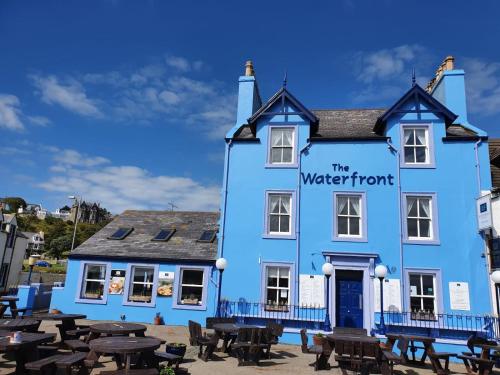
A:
[374,84,457,134]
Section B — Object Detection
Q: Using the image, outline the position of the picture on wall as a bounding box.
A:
[109,269,126,295]
[157,271,175,297]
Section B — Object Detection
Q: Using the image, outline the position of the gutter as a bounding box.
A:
[68,254,217,264]
[218,139,233,259]
[387,139,405,311]
[296,139,312,305]
[474,139,483,194]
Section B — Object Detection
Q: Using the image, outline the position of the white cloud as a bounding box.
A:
[51,148,110,168]
[463,58,500,116]
[38,148,220,213]
[31,75,102,117]
[27,115,51,126]
[33,55,235,139]
[0,94,24,130]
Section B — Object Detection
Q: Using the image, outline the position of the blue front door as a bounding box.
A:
[335,270,364,328]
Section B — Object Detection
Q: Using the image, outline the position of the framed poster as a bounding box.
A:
[109,269,126,295]
[157,271,174,297]
[374,278,401,312]
[449,282,470,311]
[299,274,325,307]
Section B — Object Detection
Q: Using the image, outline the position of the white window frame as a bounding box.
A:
[75,261,111,304]
[403,193,440,245]
[400,124,435,168]
[333,192,367,242]
[123,263,158,307]
[266,192,293,236]
[266,126,298,167]
[264,265,291,308]
[172,265,210,311]
[408,272,438,319]
[407,196,432,240]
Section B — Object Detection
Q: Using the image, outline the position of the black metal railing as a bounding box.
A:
[378,310,500,340]
[218,300,326,327]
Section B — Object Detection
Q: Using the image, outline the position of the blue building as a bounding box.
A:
[51,56,496,348]
[217,57,494,342]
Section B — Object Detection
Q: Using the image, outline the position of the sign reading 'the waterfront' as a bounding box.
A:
[301,163,395,187]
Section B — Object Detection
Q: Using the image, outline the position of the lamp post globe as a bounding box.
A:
[375,264,388,279]
[216,257,227,271]
[322,262,334,276]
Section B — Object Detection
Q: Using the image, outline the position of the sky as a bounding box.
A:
[1,0,500,214]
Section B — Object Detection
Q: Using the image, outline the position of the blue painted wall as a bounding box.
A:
[51,259,217,326]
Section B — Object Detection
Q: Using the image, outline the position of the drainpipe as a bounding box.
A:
[474,139,482,195]
[296,140,311,305]
[387,139,405,311]
[218,139,233,259]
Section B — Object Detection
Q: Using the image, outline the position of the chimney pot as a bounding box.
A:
[444,55,455,71]
[245,60,255,76]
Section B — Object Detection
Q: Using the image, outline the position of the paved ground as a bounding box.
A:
[0,320,473,374]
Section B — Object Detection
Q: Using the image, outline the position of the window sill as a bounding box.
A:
[403,239,440,245]
[400,164,436,169]
[264,163,298,169]
[262,233,296,240]
[122,300,156,307]
[333,236,367,243]
[75,298,108,305]
[172,302,207,311]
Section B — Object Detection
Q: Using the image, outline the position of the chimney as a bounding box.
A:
[235,60,262,125]
[429,56,468,124]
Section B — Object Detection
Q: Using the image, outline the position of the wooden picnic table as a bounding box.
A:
[33,313,87,321]
[327,334,382,373]
[89,336,162,371]
[89,322,147,340]
[32,313,88,342]
[386,333,436,364]
[213,323,258,353]
[0,319,40,332]
[0,296,27,318]
[0,331,56,374]
[478,344,500,359]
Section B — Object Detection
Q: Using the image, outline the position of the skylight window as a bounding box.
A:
[197,230,216,243]
[108,227,133,240]
[151,229,176,242]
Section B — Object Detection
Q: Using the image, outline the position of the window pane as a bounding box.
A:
[415,147,426,163]
[407,219,418,237]
[133,267,154,283]
[278,290,289,305]
[182,270,203,286]
[282,129,293,146]
[130,283,153,303]
[415,129,426,145]
[271,149,282,163]
[337,196,348,215]
[409,275,421,295]
[422,298,435,313]
[278,277,289,288]
[404,129,415,145]
[420,219,431,238]
[266,289,278,304]
[349,197,360,216]
[338,217,348,235]
[419,199,430,218]
[349,217,360,235]
[282,148,292,163]
[404,147,415,163]
[410,297,421,311]
[280,215,290,233]
[181,286,203,305]
[407,197,418,217]
[86,265,105,280]
[83,281,104,299]
[269,215,279,232]
[271,129,282,146]
[267,267,278,286]
[269,196,280,213]
[422,275,434,296]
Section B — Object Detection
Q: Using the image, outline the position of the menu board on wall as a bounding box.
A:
[299,274,325,307]
[109,270,126,295]
[449,282,470,311]
[374,278,401,312]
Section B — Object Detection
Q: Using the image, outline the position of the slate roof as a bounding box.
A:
[70,210,219,263]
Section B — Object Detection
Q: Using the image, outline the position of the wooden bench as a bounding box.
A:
[25,354,66,375]
[98,369,159,375]
[300,329,331,371]
[381,337,408,375]
[458,354,495,375]
[427,346,457,375]
[154,351,182,370]
[64,339,90,352]
[55,352,89,375]
[25,352,90,375]
[37,345,59,358]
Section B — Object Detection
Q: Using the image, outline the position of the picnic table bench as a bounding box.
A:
[0,296,31,318]
[25,352,89,375]
[0,318,41,332]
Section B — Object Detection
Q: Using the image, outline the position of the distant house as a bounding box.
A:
[70,201,110,224]
[22,231,45,256]
[18,203,50,220]
[51,210,219,324]
[0,213,29,291]
[51,207,71,221]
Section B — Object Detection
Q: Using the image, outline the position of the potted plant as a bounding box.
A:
[159,365,175,375]
[154,312,163,325]
[165,342,187,359]
[50,308,61,314]
[313,332,325,346]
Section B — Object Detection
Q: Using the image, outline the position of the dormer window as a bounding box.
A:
[108,227,133,240]
[151,229,176,242]
[197,230,216,243]
[401,125,434,167]
[267,126,296,166]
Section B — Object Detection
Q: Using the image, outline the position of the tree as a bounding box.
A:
[47,234,73,260]
[2,197,27,213]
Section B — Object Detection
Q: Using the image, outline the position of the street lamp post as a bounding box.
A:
[491,271,500,316]
[375,264,388,334]
[215,258,227,317]
[27,255,40,285]
[0,223,12,289]
[68,196,80,251]
[322,262,334,331]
